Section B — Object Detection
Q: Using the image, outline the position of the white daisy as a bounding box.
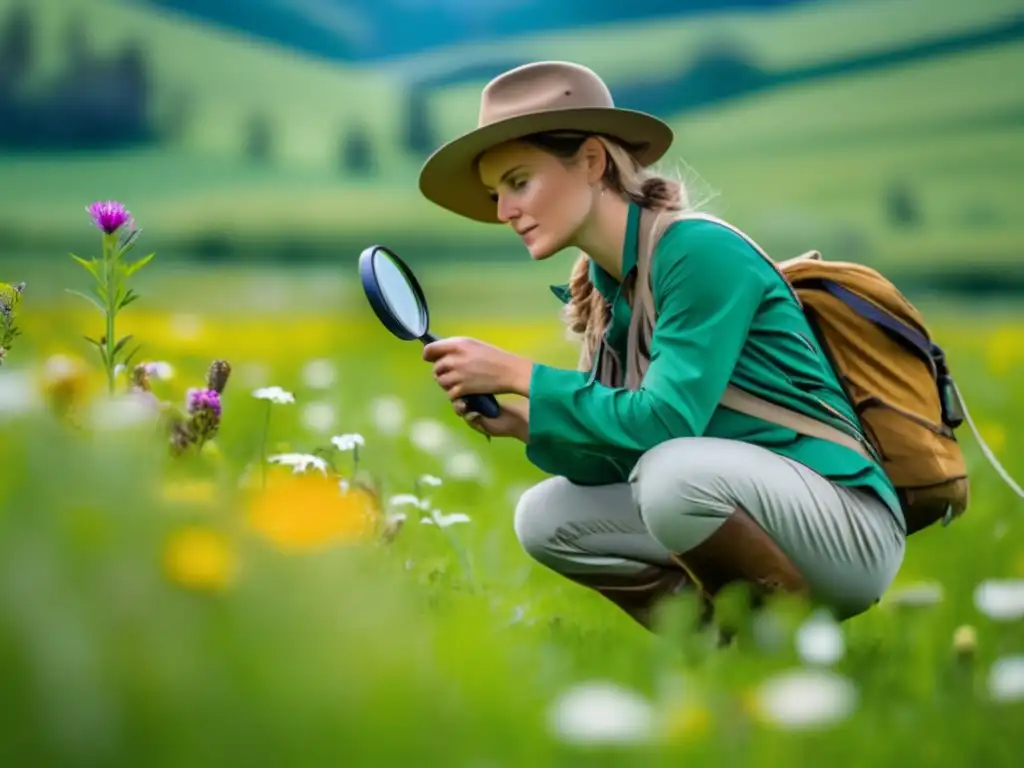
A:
[267,452,328,474]
[420,509,471,528]
[253,386,295,404]
[388,494,429,510]
[547,680,654,746]
[331,433,365,452]
[974,579,1024,621]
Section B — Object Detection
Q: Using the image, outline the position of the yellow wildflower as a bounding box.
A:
[38,353,92,417]
[246,470,381,553]
[163,525,238,592]
[952,625,978,657]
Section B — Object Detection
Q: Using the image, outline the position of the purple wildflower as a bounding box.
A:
[185,387,222,447]
[187,388,222,417]
[87,201,132,234]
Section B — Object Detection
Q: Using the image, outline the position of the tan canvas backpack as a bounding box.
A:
[622,209,1023,535]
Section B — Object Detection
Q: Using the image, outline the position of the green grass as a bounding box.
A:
[1,263,1024,764]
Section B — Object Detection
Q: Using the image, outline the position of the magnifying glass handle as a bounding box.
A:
[418,333,501,419]
[462,393,501,419]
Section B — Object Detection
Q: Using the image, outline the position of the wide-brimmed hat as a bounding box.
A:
[417,61,674,223]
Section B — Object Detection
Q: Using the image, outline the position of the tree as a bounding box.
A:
[340,124,376,177]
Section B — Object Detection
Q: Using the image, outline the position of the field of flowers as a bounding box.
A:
[1,204,1023,766]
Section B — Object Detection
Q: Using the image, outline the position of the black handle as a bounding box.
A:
[419,331,501,419]
[462,393,501,419]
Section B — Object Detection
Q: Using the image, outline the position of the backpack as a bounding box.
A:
[638,211,1023,535]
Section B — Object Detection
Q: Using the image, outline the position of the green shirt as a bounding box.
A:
[526,203,904,530]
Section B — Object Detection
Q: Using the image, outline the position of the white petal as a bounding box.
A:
[388,494,427,509]
[369,395,406,436]
[886,581,944,608]
[988,656,1024,703]
[301,358,336,389]
[0,370,41,417]
[409,418,450,454]
[301,401,337,433]
[88,393,161,431]
[145,361,175,380]
[267,453,328,474]
[253,386,295,404]
[756,669,857,730]
[547,681,654,745]
[445,450,485,481]
[330,433,365,451]
[795,610,845,666]
[418,474,443,487]
[974,580,1024,621]
[433,511,471,528]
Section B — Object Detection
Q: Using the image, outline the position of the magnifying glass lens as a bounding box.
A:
[373,251,428,338]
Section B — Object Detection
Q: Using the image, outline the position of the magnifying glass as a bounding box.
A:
[358,244,501,419]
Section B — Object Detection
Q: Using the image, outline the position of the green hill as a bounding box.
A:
[0,0,1021,278]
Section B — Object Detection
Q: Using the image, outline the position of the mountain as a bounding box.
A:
[137,0,815,63]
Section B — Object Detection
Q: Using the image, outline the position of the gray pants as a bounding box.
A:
[515,437,906,619]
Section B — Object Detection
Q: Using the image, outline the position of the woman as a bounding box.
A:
[418,61,906,629]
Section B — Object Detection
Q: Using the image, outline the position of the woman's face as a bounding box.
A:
[477,140,596,260]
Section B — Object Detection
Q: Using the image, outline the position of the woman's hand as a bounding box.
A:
[454,397,530,442]
[423,337,533,400]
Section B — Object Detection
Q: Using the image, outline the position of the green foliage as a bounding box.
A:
[0,281,1022,764]
[69,223,155,392]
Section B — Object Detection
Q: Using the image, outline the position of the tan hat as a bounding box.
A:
[417,61,674,223]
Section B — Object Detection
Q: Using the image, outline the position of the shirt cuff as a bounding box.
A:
[527,362,588,445]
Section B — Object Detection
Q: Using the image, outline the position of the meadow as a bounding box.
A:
[2,208,1024,766]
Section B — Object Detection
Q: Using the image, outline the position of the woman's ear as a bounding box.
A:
[579,137,608,185]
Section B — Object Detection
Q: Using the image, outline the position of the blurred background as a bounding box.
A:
[1,0,1022,317]
[2,3,1024,764]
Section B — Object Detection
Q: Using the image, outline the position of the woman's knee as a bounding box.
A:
[630,438,736,553]
[513,478,564,564]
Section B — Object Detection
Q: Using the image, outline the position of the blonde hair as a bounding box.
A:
[521,131,696,367]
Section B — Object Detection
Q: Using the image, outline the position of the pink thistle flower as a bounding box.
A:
[186,387,222,446]
[86,201,132,234]
[187,388,222,418]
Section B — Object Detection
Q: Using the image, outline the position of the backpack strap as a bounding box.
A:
[718,386,872,460]
[947,381,1024,502]
[638,210,877,459]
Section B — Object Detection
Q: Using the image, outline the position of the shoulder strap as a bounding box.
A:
[718,386,871,459]
[634,208,874,459]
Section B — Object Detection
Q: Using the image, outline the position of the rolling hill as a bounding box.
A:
[0,0,1020,282]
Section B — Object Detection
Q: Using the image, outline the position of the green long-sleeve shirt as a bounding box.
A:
[526,206,904,530]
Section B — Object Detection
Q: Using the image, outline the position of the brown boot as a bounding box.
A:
[564,566,711,630]
[669,507,809,603]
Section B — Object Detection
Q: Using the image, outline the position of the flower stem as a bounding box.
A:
[102,234,117,394]
[260,401,271,489]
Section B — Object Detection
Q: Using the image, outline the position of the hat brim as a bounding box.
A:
[418,107,674,224]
